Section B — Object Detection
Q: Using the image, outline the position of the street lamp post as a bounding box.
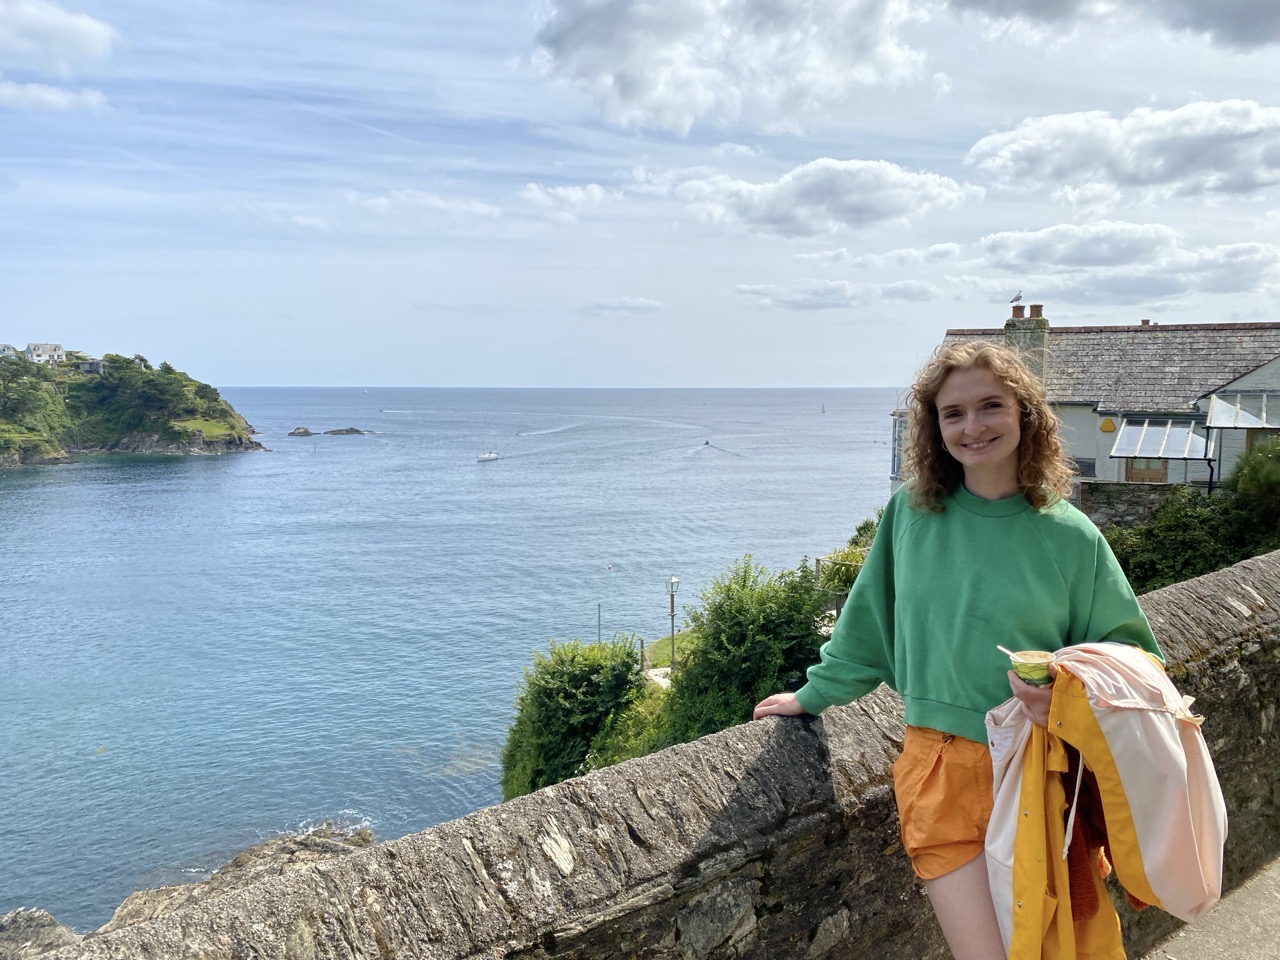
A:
[666,575,679,669]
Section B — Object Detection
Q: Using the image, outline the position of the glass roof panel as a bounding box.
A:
[1110,420,1145,457]
[1110,419,1214,460]
[1206,392,1278,429]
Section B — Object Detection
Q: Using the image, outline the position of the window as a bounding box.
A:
[1128,458,1168,483]
[1072,458,1096,478]
[891,411,909,479]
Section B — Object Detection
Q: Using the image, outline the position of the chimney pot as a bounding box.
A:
[1012,304,1025,319]
[1029,304,1043,319]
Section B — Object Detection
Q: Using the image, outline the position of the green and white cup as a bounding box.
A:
[1007,649,1055,686]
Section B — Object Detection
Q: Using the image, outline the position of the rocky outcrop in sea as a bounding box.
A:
[0,826,373,959]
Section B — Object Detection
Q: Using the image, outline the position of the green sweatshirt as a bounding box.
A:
[795,483,1163,744]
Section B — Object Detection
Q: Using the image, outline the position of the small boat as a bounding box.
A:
[477,451,499,462]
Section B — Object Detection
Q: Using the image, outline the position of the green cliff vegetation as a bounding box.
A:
[0,352,256,465]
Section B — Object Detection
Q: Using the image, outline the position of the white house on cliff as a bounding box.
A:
[20,342,67,364]
[892,304,1280,490]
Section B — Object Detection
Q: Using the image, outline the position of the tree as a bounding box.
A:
[1223,436,1280,539]
[195,382,221,403]
[501,636,642,799]
[0,355,41,420]
[663,556,826,744]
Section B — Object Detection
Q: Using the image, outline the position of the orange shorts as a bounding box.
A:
[891,725,994,880]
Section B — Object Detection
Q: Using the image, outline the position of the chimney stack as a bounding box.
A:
[1003,303,1049,380]
[1140,318,1150,327]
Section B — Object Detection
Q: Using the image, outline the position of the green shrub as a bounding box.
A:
[500,635,643,800]
[662,556,826,744]
[1105,486,1242,593]
[1223,436,1280,538]
[817,509,882,597]
[581,684,670,772]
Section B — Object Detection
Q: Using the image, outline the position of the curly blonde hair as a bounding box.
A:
[905,340,1073,511]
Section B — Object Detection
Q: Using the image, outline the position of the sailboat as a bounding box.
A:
[477,451,499,462]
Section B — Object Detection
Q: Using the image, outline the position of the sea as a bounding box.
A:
[0,386,899,932]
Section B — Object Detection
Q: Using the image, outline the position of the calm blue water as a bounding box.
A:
[0,387,896,931]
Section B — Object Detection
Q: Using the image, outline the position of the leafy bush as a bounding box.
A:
[1223,436,1280,537]
[817,510,882,597]
[581,684,670,772]
[501,635,643,800]
[1104,487,1243,593]
[662,556,827,744]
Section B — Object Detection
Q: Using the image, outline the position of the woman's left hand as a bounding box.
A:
[1008,667,1057,726]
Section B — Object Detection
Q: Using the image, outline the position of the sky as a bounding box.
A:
[2,0,1279,388]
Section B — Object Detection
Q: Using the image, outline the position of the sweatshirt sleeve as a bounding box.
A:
[1072,531,1165,663]
[794,495,900,715]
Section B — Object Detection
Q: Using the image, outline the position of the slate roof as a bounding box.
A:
[943,323,1280,415]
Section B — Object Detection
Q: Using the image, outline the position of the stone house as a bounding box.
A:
[891,305,1280,492]
[24,342,66,364]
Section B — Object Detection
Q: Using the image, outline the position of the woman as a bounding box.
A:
[753,340,1162,960]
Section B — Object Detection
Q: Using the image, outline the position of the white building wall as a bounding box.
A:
[1055,403,1129,481]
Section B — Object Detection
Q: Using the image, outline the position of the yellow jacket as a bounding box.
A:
[986,643,1227,959]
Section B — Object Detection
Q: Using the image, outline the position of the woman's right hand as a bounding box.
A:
[752,691,807,720]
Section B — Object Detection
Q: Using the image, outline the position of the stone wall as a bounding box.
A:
[44,552,1280,960]
[1073,479,1185,527]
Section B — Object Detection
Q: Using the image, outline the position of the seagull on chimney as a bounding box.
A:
[1010,291,1023,303]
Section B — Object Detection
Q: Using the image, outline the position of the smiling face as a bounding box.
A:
[935,365,1022,497]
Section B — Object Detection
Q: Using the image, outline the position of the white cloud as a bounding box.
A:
[737,277,940,310]
[1052,182,1122,217]
[1134,0,1280,49]
[534,0,925,134]
[883,279,941,300]
[344,188,501,220]
[0,77,103,109]
[946,0,1098,25]
[946,0,1280,48]
[522,181,607,222]
[658,158,975,237]
[967,100,1280,197]
[711,142,762,158]
[1191,242,1280,293]
[979,221,1182,269]
[961,222,1280,303]
[851,242,964,268]
[794,248,851,264]
[0,0,119,75]
[581,297,664,314]
[531,0,1280,141]
[738,279,876,310]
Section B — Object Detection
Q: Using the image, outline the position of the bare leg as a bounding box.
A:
[923,855,1006,960]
